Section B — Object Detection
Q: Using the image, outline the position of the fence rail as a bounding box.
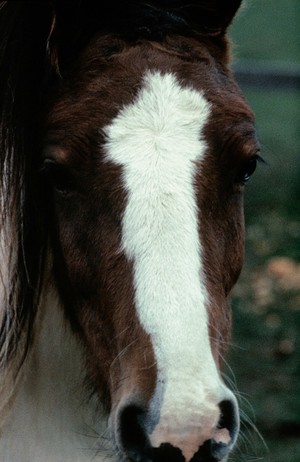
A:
[233,60,300,90]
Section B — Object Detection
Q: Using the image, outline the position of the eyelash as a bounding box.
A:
[235,154,264,185]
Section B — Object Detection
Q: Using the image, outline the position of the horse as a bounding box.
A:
[0,1,260,461]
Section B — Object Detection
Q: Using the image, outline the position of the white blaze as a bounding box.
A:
[105,72,224,457]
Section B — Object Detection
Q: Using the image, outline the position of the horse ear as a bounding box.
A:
[180,0,243,35]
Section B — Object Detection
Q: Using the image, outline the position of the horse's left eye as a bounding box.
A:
[235,156,258,185]
[41,159,75,196]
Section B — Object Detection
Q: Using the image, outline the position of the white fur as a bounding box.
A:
[0,284,113,462]
[105,72,231,459]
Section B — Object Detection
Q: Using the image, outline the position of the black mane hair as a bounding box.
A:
[0,1,54,373]
[46,0,242,69]
[0,0,241,374]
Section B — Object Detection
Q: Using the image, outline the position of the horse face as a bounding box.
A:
[44,35,258,462]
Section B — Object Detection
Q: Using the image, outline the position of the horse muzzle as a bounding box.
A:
[111,387,239,462]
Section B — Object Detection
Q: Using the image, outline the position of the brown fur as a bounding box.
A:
[45,35,257,399]
[0,2,259,460]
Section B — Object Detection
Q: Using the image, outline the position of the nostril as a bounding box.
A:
[210,440,232,461]
[118,398,239,462]
[119,404,149,461]
[217,399,239,443]
[209,399,239,460]
[192,399,239,462]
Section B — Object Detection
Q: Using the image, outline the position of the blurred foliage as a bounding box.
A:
[227,1,300,461]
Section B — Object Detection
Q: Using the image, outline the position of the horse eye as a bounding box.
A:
[235,156,258,185]
[41,159,75,196]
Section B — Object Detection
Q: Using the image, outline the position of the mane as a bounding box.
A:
[0,0,238,381]
[0,1,55,380]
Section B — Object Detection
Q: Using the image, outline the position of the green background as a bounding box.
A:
[228,1,300,461]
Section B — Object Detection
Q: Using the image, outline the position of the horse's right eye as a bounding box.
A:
[234,154,263,185]
[41,159,76,196]
[235,157,257,185]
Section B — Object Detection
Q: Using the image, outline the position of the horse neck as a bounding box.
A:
[0,281,111,462]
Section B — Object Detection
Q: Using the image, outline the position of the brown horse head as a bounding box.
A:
[0,2,259,461]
